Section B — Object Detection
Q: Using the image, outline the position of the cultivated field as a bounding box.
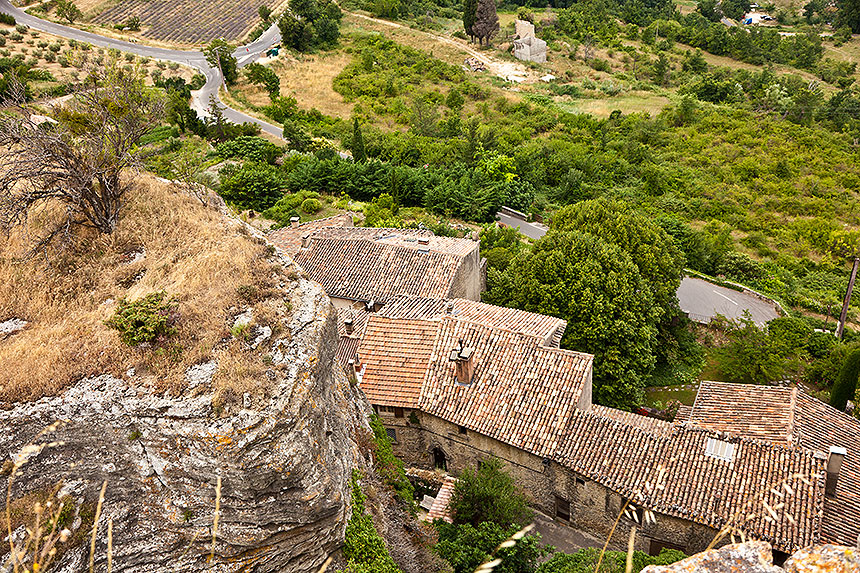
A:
[91,0,282,44]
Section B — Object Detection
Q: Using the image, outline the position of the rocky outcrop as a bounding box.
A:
[641,542,860,573]
[0,275,370,572]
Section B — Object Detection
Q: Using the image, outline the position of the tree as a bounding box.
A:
[435,521,548,573]
[712,313,789,385]
[448,457,530,529]
[278,0,342,52]
[653,52,670,85]
[837,0,860,32]
[551,198,685,325]
[830,347,860,410]
[55,0,82,24]
[218,161,288,211]
[463,0,478,42]
[244,62,280,99]
[350,117,366,163]
[203,39,238,86]
[282,119,311,152]
[0,65,164,248]
[258,4,272,22]
[484,231,659,408]
[472,0,499,45]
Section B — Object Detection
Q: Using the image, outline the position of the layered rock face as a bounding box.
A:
[641,541,860,573]
[0,276,369,572]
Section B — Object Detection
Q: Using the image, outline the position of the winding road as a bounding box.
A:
[0,0,284,137]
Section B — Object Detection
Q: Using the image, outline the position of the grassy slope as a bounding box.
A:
[0,175,288,403]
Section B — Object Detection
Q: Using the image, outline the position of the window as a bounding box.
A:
[458,425,468,435]
[555,496,571,522]
[394,407,405,418]
[377,405,396,416]
[705,438,736,462]
[386,428,397,443]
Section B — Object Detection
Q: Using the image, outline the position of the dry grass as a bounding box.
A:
[556,93,672,118]
[0,174,288,403]
[261,52,355,119]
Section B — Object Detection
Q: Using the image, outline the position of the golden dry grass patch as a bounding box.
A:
[0,174,288,403]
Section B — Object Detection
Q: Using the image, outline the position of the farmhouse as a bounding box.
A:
[352,295,829,558]
[268,216,483,308]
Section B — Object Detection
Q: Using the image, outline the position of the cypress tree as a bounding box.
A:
[463,0,477,42]
[351,117,366,163]
[831,347,860,411]
[472,0,499,46]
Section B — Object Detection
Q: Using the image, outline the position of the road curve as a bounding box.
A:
[0,0,284,138]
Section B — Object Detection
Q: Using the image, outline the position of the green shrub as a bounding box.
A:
[830,347,860,411]
[300,197,323,214]
[105,291,179,346]
[343,470,403,573]
[0,13,15,25]
[448,456,530,529]
[368,414,414,507]
[218,162,288,212]
[537,547,686,573]
[215,135,283,164]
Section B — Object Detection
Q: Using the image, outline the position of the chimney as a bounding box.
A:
[448,338,475,385]
[290,216,300,228]
[347,359,357,380]
[826,446,847,497]
[301,233,311,248]
[344,318,354,334]
[446,301,455,315]
[418,237,430,245]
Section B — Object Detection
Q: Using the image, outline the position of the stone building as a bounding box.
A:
[268,216,484,308]
[351,296,827,558]
[512,19,547,63]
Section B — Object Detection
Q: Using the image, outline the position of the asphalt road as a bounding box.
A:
[677,276,779,326]
[0,0,284,138]
[497,212,549,240]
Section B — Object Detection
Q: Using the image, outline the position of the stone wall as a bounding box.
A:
[380,410,720,556]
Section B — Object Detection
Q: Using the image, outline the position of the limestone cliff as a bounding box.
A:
[0,261,370,572]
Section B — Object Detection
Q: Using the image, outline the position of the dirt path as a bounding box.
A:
[349,12,535,83]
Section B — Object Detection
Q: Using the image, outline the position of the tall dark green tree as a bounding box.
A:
[278,0,342,52]
[472,0,499,45]
[484,230,659,408]
[830,347,860,411]
[463,0,477,42]
[351,117,367,162]
[837,0,860,32]
[448,457,530,528]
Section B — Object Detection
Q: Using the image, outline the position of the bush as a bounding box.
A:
[0,13,15,25]
[830,347,860,411]
[343,471,403,573]
[537,547,686,573]
[435,520,549,573]
[449,457,530,528]
[105,291,179,346]
[215,135,283,164]
[300,197,322,214]
[368,414,415,506]
[218,162,288,211]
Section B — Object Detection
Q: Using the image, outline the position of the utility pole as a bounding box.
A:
[837,256,860,339]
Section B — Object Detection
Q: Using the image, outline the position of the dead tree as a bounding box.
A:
[0,65,165,250]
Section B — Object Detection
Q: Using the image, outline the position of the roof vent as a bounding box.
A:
[418,247,430,254]
[704,437,736,462]
[446,301,455,315]
[418,237,430,245]
[301,233,311,248]
[290,216,300,228]
[448,338,475,386]
[826,446,847,498]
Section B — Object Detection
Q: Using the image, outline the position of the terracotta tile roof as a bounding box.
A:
[294,238,465,303]
[685,381,860,547]
[337,307,369,339]
[267,213,354,255]
[792,393,860,546]
[379,295,567,346]
[591,405,674,437]
[315,227,478,258]
[675,404,693,423]
[554,410,825,553]
[357,313,592,457]
[356,317,439,408]
[427,476,458,523]
[418,318,592,458]
[686,381,796,445]
[336,336,361,373]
